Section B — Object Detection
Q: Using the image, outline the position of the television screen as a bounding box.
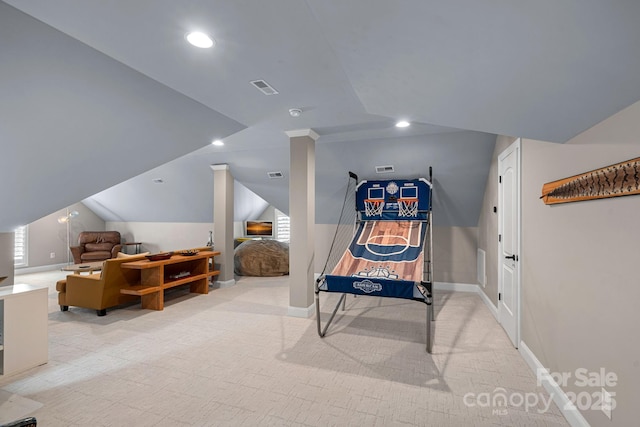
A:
[245,220,273,237]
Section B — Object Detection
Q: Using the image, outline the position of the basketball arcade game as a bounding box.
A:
[315,168,434,352]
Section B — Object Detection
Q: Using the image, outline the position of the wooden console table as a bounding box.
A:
[120,250,220,311]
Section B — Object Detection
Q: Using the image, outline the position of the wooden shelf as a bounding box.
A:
[120,251,220,310]
[162,273,208,289]
[120,285,161,296]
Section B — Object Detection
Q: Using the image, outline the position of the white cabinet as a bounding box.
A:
[0,284,48,377]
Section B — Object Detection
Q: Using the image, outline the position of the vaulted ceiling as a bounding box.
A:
[3,1,640,231]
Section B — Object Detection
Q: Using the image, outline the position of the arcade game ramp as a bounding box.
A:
[319,220,428,299]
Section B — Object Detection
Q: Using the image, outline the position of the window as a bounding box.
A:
[276,210,290,243]
[14,225,28,267]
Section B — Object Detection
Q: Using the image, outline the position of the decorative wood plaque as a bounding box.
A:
[541,157,640,205]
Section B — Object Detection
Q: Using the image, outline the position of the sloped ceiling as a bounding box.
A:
[0,2,244,231]
[3,1,640,231]
[85,130,495,226]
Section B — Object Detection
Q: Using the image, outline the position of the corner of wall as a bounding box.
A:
[0,232,15,287]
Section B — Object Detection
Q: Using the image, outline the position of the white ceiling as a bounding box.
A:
[3,1,640,230]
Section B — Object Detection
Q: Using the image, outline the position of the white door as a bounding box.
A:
[498,139,521,348]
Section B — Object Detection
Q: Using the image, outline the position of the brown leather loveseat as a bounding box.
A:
[70,231,122,264]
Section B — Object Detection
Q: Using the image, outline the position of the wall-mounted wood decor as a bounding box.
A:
[541,157,640,205]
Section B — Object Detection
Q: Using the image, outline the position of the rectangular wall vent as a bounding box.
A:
[477,248,486,287]
[375,165,395,174]
[267,171,284,179]
[250,80,279,95]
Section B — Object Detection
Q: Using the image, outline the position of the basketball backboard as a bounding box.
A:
[355,178,431,220]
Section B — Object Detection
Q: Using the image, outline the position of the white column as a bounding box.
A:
[287,129,318,317]
[211,164,235,287]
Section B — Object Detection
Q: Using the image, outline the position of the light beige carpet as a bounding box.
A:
[3,270,569,426]
[0,389,42,424]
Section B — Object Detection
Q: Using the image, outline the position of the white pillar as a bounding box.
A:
[211,164,235,287]
[287,129,318,317]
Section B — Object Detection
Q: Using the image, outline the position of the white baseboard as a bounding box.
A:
[15,263,68,275]
[476,288,498,320]
[519,341,590,427]
[434,281,498,321]
[213,279,236,288]
[434,281,478,292]
[433,283,584,427]
[288,304,314,318]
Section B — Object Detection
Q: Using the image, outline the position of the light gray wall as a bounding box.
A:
[495,100,640,427]
[21,202,105,268]
[106,182,272,252]
[0,1,245,232]
[315,224,351,274]
[0,232,14,287]
[477,100,640,425]
[567,99,640,146]
[432,226,477,284]
[107,217,276,254]
[258,205,275,223]
[235,181,270,222]
[106,222,213,254]
[477,135,517,303]
[8,202,105,271]
[521,138,639,426]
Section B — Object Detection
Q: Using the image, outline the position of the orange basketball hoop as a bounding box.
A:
[398,198,419,217]
[364,199,384,216]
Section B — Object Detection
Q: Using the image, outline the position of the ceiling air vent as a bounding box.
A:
[250,79,279,95]
[267,171,284,179]
[375,165,395,174]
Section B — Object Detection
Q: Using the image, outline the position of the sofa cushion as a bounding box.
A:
[85,242,114,252]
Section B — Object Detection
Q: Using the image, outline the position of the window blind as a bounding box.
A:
[14,226,27,267]
[276,210,290,243]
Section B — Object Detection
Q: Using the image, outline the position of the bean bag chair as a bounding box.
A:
[234,240,289,276]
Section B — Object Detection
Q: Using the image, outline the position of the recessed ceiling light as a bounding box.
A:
[289,108,302,118]
[212,139,224,146]
[152,178,164,184]
[186,31,215,48]
[395,120,410,128]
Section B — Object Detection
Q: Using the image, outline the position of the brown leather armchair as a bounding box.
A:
[70,231,122,264]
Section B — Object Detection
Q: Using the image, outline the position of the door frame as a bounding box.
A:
[497,138,521,348]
